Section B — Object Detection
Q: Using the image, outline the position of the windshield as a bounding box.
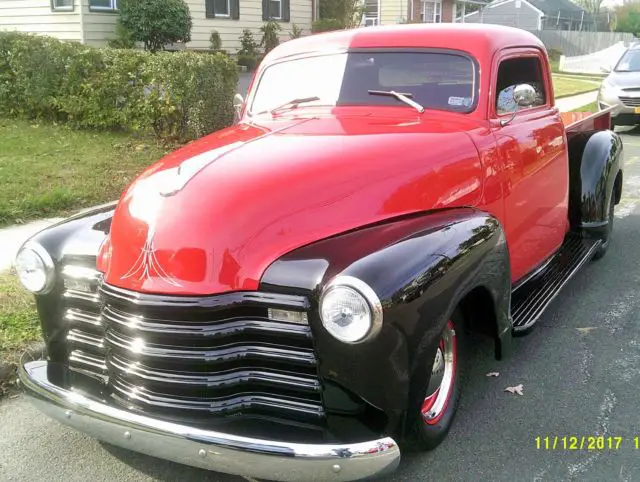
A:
[615,49,640,72]
[249,51,477,115]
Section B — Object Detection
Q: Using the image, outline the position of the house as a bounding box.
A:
[0,0,315,51]
[461,0,593,31]
[361,0,488,27]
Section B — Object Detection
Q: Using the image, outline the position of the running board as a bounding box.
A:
[511,233,601,334]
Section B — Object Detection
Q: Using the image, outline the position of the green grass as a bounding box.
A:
[0,118,169,227]
[552,75,600,98]
[571,101,598,113]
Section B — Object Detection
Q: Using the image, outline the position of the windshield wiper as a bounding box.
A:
[261,96,321,115]
[368,90,425,113]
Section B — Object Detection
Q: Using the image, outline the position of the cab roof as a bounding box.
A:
[265,24,546,63]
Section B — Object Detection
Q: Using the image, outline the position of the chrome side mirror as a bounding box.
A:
[600,65,612,74]
[500,84,536,126]
[233,93,244,122]
[513,84,536,107]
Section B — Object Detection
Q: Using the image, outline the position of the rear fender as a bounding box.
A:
[260,208,511,436]
[568,130,623,233]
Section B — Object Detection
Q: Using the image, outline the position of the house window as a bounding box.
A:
[89,0,118,11]
[269,0,282,19]
[214,0,230,16]
[52,0,74,11]
[421,0,442,23]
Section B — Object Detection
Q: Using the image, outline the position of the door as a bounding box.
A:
[491,49,569,283]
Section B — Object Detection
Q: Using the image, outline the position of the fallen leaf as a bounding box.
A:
[486,372,500,377]
[577,327,598,334]
[504,384,523,396]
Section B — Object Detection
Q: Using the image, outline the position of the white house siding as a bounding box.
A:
[463,0,542,31]
[82,2,118,47]
[188,0,312,52]
[380,0,408,25]
[80,0,312,51]
[0,0,82,42]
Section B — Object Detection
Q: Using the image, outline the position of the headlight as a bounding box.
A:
[15,242,55,294]
[319,276,383,343]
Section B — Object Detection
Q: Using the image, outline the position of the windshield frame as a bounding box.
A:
[246,47,480,117]
[614,48,640,73]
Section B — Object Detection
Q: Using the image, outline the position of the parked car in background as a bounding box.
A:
[17,24,623,482]
[599,43,640,126]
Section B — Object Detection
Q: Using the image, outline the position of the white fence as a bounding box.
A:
[559,41,628,74]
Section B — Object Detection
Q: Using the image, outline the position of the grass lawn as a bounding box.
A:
[552,75,600,98]
[0,118,168,227]
[571,102,598,113]
[0,271,39,393]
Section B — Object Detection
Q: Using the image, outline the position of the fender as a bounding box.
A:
[260,208,511,437]
[21,203,115,364]
[568,130,623,232]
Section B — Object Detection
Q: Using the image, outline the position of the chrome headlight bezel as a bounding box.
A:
[15,241,55,294]
[319,275,383,344]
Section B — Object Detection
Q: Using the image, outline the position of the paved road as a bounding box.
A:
[2,129,640,482]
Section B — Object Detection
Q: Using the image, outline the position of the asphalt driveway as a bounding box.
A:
[2,129,640,482]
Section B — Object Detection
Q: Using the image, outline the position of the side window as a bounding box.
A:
[495,57,547,115]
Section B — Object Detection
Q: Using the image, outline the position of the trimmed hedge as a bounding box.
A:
[0,32,238,142]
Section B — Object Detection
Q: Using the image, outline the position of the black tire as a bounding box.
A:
[593,194,615,260]
[402,311,464,451]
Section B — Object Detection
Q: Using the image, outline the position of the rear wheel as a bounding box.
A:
[593,194,615,260]
[403,314,463,451]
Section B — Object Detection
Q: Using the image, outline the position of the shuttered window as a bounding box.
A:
[206,0,240,19]
[262,0,290,21]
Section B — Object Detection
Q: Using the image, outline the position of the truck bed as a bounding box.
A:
[560,106,615,135]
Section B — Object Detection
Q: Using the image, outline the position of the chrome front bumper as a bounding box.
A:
[20,361,401,481]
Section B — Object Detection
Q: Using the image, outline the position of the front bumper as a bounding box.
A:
[19,360,401,482]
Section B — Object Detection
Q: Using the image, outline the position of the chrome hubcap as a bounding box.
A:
[421,321,457,425]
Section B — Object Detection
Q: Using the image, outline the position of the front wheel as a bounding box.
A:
[403,315,462,451]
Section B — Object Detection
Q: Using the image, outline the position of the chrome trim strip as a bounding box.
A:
[110,354,321,391]
[65,309,103,328]
[62,265,101,281]
[67,329,105,351]
[63,289,101,304]
[103,306,311,338]
[110,377,324,417]
[20,360,400,482]
[106,330,317,365]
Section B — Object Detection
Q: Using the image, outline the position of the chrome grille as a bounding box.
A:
[61,271,324,422]
[619,96,640,107]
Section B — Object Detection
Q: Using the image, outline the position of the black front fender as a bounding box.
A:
[261,208,511,437]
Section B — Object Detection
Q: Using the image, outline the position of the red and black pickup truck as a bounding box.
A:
[16,24,622,481]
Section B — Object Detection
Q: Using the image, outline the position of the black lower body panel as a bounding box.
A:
[511,232,601,334]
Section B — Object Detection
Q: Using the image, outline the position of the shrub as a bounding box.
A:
[119,0,192,53]
[237,29,260,70]
[210,30,222,52]
[319,0,363,28]
[107,19,136,49]
[260,19,282,54]
[290,23,303,40]
[0,32,238,142]
[311,18,344,33]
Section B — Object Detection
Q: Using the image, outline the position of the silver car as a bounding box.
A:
[598,44,640,126]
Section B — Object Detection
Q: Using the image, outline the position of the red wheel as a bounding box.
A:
[421,320,457,425]
[404,314,463,451]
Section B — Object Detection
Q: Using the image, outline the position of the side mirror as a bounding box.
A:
[513,83,536,107]
[233,93,244,122]
[500,83,536,127]
[600,65,612,73]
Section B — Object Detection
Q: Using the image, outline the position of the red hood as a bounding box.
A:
[103,111,484,294]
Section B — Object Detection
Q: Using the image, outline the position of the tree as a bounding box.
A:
[616,3,640,35]
[319,0,363,29]
[575,0,605,15]
[119,0,192,53]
